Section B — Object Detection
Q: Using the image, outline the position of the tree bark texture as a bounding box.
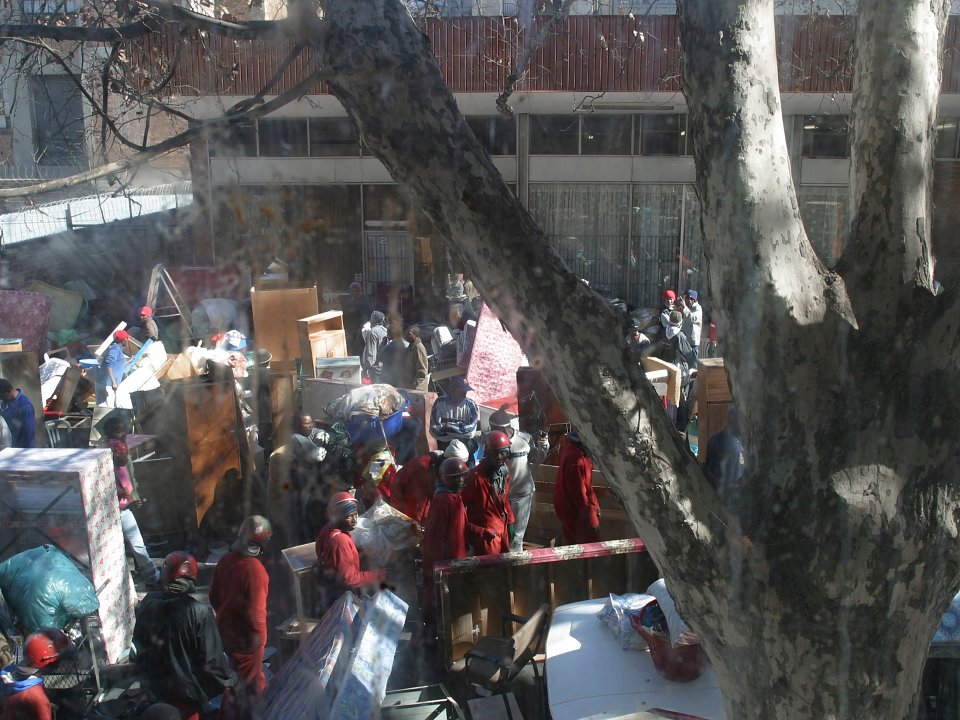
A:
[316,0,960,717]
[18,0,959,716]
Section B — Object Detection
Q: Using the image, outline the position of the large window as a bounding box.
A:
[467,116,516,155]
[530,115,581,154]
[309,118,361,157]
[581,114,633,155]
[208,121,257,157]
[798,185,848,266]
[29,76,86,167]
[802,115,849,158]
[258,118,309,157]
[935,118,960,159]
[639,114,687,156]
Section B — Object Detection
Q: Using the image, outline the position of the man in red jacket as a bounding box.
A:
[553,432,601,544]
[420,457,469,612]
[209,515,272,720]
[383,449,444,525]
[0,628,71,720]
[315,492,385,612]
[461,431,515,556]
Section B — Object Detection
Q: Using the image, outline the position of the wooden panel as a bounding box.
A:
[0,352,45,448]
[183,382,244,526]
[642,356,681,408]
[696,358,733,463]
[270,371,298,451]
[698,358,732,404]
[251,285,318,372]
[435,540,659,672]
[133,14,945,97]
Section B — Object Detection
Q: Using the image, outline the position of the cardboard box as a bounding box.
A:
[0,449,135,663]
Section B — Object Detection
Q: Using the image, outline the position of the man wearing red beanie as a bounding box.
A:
[139,306,159,342]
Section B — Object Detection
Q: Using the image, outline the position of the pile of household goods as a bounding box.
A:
[596,578,707,682]
[325,384,409,443]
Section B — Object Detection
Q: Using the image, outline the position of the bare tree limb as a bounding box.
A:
[496,0,576,117]
[0,62,336,198]
[0,2,296,42]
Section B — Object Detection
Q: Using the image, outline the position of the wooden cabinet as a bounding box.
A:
[697,358,733,463]
[297,311,349,378]
[250,285,319,372]
[162,379,245,533]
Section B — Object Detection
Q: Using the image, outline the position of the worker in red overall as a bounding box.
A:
[383,450,445,525]
[0,628,71,720]
[209,515,272,720]
[554,432,601,544]
[315,492,385,612]
[461,430,515,556]
[420,457,469,612]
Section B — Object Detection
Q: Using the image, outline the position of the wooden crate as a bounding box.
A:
[434,539,659,672]
[297,311,348,378]
[250,285,319,372]
[696,358,733,463]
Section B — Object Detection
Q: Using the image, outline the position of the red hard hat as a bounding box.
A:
[238,515,273,554]
[440,457,469,480]
[484,430,512,454]
[161,551,198,585]
[23,628,71,669]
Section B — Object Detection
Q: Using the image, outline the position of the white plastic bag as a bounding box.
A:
[352,498,418,566]
[596,593,655,651]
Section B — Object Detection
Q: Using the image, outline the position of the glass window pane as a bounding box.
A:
[801,115,849,158]
[529,115,580,154]
[208,121,257,157]
[640,114,686,156]
[29,76,86,167]
[259,118,308,157]
[935,119,959,160]
[798,185,848,266]
[581,114,632,155]
[467,116,516,155]
[309,118,360,157]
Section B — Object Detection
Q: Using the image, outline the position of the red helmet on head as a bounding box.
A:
[161,551,197,585]
[440,457,469,481]
[484,430,512,454]
[23,628,71,669]
[237,515,273,555]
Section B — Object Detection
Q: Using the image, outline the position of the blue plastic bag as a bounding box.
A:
[0,546,100,632]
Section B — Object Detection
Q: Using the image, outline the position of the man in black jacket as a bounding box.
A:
[133,551,236,719]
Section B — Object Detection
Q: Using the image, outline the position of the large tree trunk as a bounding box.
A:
[316,0,960,717]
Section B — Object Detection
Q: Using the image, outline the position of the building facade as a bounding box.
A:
[140,11,960,310]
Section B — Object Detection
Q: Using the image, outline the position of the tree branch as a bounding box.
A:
[0,63,336,198]
[0,2,296,42]
[495,0,576,117]
[316,0,734,598]
[840,0,949,328]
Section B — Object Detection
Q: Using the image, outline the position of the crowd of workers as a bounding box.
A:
[0,276,739,720]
